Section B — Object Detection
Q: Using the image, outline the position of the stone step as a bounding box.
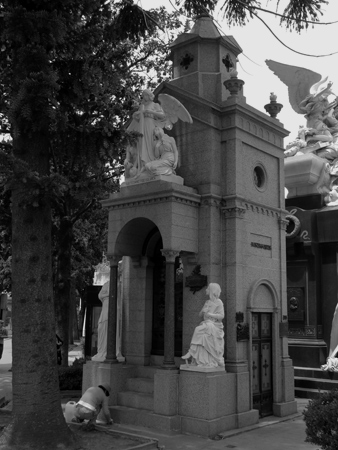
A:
[294,366,338,381]
[295,376,338,391]
[135,366,158,379]
[295,386,329,399]
[110,405,181,432]
[127,377,154,394]
[118,391,154,411]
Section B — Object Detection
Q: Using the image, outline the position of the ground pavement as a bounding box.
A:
[0,338,316,450]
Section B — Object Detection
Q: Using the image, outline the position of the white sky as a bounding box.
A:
[138,0,338,143]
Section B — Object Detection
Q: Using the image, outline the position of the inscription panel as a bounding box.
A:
[250,233,272,257]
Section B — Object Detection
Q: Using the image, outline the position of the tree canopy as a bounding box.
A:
[0,0,181,448]
[179,0,329,31]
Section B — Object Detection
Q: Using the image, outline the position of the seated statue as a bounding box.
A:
[135,127,178,179]
[182,283,225,368]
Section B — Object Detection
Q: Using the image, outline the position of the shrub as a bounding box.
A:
[303,389,338,450]
[58,363,83,391]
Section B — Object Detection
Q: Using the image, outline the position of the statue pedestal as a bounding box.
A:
[285,154,330,198]
[178,369,258,437]
[121,173,184,187]
[180,364,225,372]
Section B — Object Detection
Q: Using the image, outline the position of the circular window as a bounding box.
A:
[253,165,267,191]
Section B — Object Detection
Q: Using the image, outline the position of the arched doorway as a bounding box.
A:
[249,281,278,418]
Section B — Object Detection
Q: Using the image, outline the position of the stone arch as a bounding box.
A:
[247,278,279,311]
[113,217,160,257]
[247,279,280,413]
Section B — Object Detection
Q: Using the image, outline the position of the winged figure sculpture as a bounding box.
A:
[158,93,193,130]
[124,90,193,181]
[265,59,326,114]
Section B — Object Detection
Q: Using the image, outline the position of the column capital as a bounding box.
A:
[106,254,121,267]
[161,249,180,263]
[221,206,246,219]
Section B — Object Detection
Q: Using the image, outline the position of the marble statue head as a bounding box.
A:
[142,89,154,101]
[207,283,221,299]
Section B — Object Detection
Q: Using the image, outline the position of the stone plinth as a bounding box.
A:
[178,370,258,437]
[180,364,225,372]
[121,174,184,188]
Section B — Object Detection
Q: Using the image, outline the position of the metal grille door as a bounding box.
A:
[252,313,273,417]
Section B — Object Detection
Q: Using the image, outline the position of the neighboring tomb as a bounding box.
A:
[268,60,338,396]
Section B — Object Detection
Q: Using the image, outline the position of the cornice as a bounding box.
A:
[222,195,288,220]
[200,193,223,208]
[102,190,201,211]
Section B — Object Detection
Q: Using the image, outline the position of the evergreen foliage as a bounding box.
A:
[303,389,338,450]
[179,0,328,32]
[0,1,180,448]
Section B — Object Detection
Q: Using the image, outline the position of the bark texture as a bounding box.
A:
[0,135,78,449]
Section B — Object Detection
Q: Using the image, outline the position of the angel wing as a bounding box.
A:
[266,60,322,114]
[158,94,193,130]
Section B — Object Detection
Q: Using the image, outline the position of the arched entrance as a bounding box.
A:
[113,218,183,364]
[249,280,279,418]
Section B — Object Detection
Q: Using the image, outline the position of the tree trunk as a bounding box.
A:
[54,218,73,367]
[0,136,77,449]
[70,281,80,342]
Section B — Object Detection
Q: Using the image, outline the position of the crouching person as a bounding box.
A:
[73,383,113,428]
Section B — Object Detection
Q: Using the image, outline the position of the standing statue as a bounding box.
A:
[92,280,109,362]
[266,60,338,205]
[124,90,193,179]
[182,283,225,369]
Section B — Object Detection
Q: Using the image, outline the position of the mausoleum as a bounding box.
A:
[83,14,297,437]
[266,59,338,397]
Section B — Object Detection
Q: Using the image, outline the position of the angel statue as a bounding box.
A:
[124,89,192,179]
[134,127,178,179]
[266,60,338,163]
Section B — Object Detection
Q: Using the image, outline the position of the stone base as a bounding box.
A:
[180,364,226,372]
[82,361,137,405]
[110,405,182,432]
[179,370,236,419]
[82,361,101,393]
[154,369,179,416]
[181,409,259,438]
[285,153,330,197]
[273,400,298,417]
[121,173,184,187]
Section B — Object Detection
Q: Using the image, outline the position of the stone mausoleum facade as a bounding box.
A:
[83,15,297,437]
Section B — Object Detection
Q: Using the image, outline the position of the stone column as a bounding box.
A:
[104,254,120,364]
[221,204,247,368]
[161,249,180,369]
